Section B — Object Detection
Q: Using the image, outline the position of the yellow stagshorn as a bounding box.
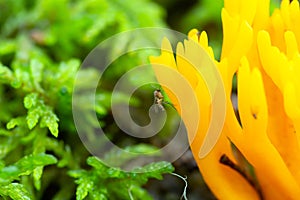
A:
[150,0,300,199]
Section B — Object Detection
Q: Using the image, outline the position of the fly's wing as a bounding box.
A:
[163,101,176,110]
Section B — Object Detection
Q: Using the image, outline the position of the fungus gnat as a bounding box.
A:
[152,88,175,112]
[153,89,165,112]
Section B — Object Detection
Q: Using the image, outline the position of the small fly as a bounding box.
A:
[153,88,175,112]
[153,89,165,112]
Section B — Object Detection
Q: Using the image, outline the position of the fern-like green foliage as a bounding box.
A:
[69,158,174,200]
[0,0,173,199]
